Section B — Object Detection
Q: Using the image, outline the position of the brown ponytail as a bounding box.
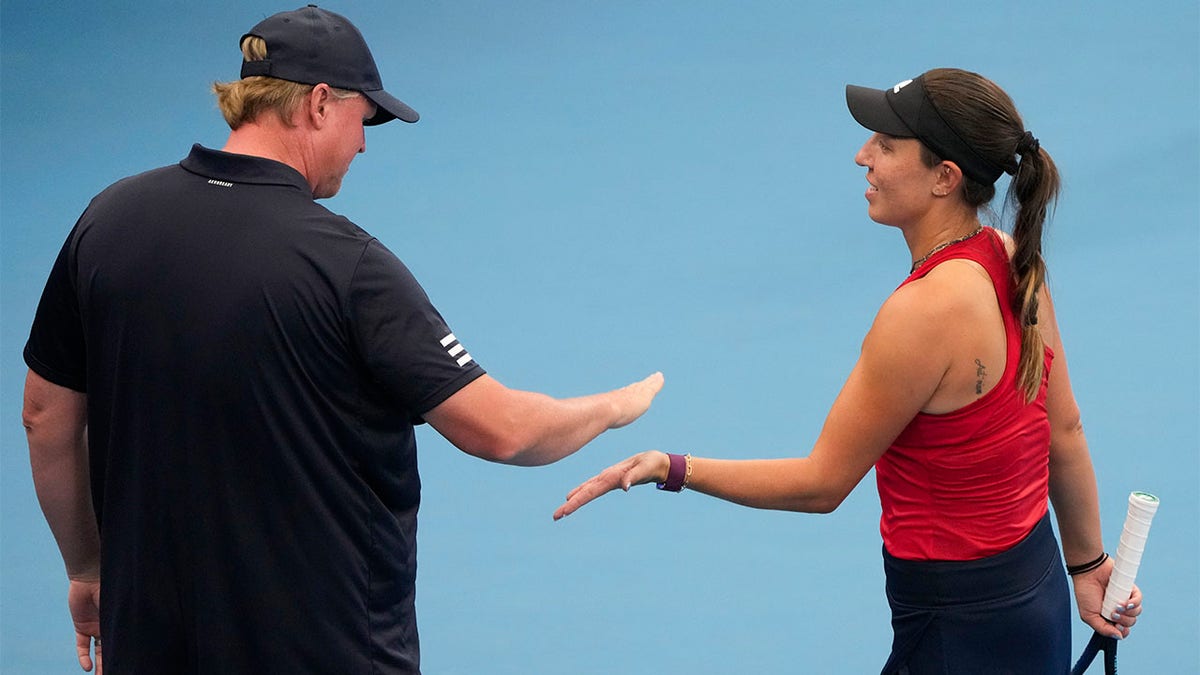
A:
[921,68,1061,402]
[1007,136,1059,401]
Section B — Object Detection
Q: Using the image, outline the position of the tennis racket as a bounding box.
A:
[1070,491,1159,675]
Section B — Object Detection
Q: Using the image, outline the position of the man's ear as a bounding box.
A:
[932,160,965,197]
[305,83,334,129]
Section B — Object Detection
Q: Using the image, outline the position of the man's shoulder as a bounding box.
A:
[89,161,189,206]
[108,162,184,189]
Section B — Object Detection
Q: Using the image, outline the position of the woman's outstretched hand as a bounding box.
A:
[553,451,670,520]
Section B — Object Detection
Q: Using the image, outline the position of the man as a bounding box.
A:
[22,6,662,673]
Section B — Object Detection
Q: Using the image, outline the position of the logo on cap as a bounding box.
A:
[892,79,914,94]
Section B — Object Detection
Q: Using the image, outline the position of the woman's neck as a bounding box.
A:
[902,209,982,271]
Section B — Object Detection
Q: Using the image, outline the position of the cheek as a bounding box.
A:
[879,165,919,192]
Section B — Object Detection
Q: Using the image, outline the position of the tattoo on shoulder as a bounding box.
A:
[975,359,987,395]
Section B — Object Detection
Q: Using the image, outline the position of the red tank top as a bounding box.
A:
[875,227,1053,561]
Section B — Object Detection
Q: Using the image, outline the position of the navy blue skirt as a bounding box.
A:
[881,512,1071,675]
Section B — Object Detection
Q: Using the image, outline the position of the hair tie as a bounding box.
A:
[1016,130,1040,156]
[1005,131,1040,176]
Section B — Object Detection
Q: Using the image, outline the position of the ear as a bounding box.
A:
[305,84,335,129]
[932,160,964,198]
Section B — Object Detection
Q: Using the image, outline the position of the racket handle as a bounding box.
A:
[1099,491,1158,618]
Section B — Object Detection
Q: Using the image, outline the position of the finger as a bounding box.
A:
[561,465,627,506]
[95,639,103,675]
[1112,604,1140,628]
[563,479,595,502]
[1126,584,1143,607]
[556,484,600,517]
[554,453,664,520]
[1110,585,1143,624]
[564,464,624,498]
[76,632,93,672]
[553,496,591,520]
[554,480,618,520]
[573,478,622,507]
[642,371,664,395]
[1114,601,1142,620]
[1084,616,1124,640]
[553,493,593,520]
[612,376,665,428]
[622,372,663,398]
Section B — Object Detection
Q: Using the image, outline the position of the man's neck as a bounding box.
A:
[222,118,316,192]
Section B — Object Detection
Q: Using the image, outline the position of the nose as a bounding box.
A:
[854,136,874,167]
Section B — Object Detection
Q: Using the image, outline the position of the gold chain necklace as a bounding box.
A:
[910,227,984,273]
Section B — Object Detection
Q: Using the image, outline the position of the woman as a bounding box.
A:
[553,68,1141,673]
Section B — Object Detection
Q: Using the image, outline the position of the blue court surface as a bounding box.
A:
[2,2,1196,672]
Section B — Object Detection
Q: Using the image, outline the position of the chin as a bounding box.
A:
[314,182,343,200]
[865,210,901,229]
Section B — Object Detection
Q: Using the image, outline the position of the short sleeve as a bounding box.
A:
[24,230,88,392]
[347,239,485,417]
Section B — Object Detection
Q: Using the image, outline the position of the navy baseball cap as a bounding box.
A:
[239,4,418,125]
[846,74,1003,184]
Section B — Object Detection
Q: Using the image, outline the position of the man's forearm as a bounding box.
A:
[24,371,100,578]
[498,389,625,466]
[425,372,663,467]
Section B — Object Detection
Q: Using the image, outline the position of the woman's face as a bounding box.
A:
[854,133,939,228]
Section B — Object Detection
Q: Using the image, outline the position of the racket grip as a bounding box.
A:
[1099,491,1158,619]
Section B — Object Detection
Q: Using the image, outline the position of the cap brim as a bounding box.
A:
[363,89,419,125]
[845,84,911,137]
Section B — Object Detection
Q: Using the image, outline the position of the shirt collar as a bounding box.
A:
[179,144,312,195]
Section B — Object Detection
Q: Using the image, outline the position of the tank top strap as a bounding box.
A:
[900,227,1011,293]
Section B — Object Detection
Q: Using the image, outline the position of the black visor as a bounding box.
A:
[846,74,1004,184]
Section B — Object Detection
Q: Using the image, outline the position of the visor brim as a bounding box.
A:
[364,89,419,125]
[845,84,912,138]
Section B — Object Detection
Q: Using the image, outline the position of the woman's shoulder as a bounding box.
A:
[894,259,993,317]
[990,226,1017,257]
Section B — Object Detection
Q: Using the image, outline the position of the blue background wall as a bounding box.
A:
[3,2,1197,672]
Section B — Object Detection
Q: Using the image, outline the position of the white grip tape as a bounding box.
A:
[1100,491,1158,619]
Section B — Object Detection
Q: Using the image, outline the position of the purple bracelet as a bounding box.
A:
[656,453,688,492]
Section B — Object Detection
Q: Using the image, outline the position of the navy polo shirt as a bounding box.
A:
[25,145,485,674]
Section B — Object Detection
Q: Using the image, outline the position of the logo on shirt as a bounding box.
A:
[439,333,474,367]
[207,179,234,188]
